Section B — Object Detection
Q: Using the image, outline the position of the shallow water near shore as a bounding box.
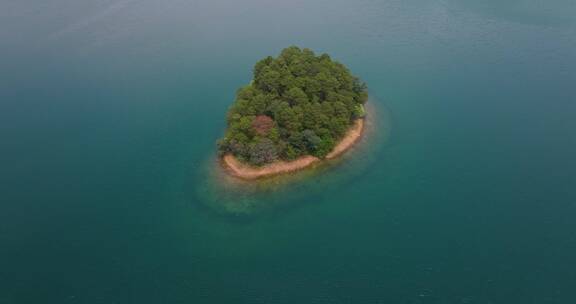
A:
[198,100,389,215]
[2,0,576,303]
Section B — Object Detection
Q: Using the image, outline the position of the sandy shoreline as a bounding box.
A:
[222,118,365,180]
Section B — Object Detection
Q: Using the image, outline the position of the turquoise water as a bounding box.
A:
[2,0,576,303]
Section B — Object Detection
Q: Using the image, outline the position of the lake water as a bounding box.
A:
[2,0,576,303]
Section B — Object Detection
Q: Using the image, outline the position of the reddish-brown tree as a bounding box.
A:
[252,115,274,136]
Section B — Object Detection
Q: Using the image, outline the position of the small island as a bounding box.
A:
[218,46,368,179]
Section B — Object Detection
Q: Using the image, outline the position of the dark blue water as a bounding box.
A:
[2,0,576,303]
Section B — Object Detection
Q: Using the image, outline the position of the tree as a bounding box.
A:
[248,138,278,166]
[252,115,274,136]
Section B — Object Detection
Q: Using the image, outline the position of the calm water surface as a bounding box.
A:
[2,0,576,303]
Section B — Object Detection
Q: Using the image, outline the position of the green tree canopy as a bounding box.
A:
[218,46,367,166]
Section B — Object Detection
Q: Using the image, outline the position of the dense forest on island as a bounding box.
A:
[218,46,368,166]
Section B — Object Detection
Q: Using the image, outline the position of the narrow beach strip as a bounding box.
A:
[222,118,365,180]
